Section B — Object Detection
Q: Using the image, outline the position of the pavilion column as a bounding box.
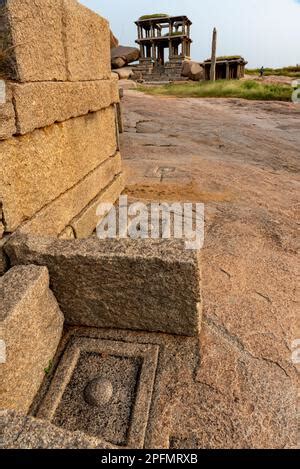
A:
[169,40,172,61]
[226,62,230,79]
[152,42,156,63]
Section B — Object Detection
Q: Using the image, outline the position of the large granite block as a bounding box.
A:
[62,0,111,81]
[19,152,122,238]
[0,106,117,232]
[0,0,66,82]
[70,173,125,238]
[6,236,202,336]
[12,79,119,135]
[0,265,64,412]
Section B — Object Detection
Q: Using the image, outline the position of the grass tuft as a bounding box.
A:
[138,80,293,102]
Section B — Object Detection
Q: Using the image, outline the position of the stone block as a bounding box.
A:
[70,173,125,238]
[31,327,198,449]
[0,410,114,449]
[1,0,67,82]
[0,106,117,232]
[62,0,111,81]
[12,79,120,135]
[36,337,159,448]
[0,81,16,140]
[6,236,202,336]
[0,265,64,412]
[19,152,122,237]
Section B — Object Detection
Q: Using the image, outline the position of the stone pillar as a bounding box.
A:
[169,40,172,61]
[226,61,230,79]
[210,27,217,82]
[152,42,156,63]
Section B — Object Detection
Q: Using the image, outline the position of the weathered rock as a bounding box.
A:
[112,57,126,69]
[70,173,125,238]
[0,410,115,449]
[114,67,134,80]
[0,237,9,276]
[19,153,122,238]
[0,81,16,140]
[0,265,64,412]
[58,226,75,240]
[0,106,117,232]
[110,31,119,49]
[6,236,202,336]
[111,46,140,69]
[181,61,204,81]
[62,0,111,81]
[0,0,67,82]
[11,79,119,136]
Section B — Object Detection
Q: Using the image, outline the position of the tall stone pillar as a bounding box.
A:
[210,27,217,81]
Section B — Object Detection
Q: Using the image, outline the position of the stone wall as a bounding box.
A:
[0,0,124,261]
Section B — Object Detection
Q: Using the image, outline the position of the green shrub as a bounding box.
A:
[139,14,169,20]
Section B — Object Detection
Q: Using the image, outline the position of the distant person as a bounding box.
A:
[260,66,265,78]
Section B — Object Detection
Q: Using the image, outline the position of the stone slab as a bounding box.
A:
[31,327,198,448]
[6,235,202,336]
[70,173,125,238]
[11,79,119,136]
[0,265,64,412]
[63,0,111,81]
[0,106,117,232]
[1,0,67,82]
[0,81,16,140]
[36,337,159,448]
[0,410,114,449]
[19,152,122,237]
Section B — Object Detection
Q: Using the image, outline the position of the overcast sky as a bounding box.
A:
[80,0,300,68]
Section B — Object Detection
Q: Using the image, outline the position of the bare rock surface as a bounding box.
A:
[119,90,299,448]
[0,410,114,449]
